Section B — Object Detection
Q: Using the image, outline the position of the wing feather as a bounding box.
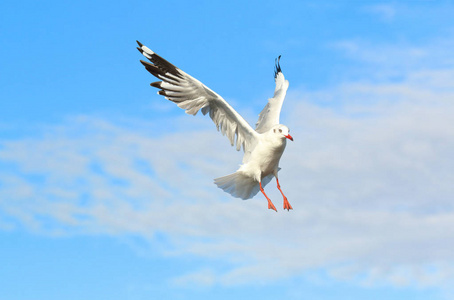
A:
[255,56,289,134]
[137,41,258,152]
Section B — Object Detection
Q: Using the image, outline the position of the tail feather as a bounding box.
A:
[214,171,275,200]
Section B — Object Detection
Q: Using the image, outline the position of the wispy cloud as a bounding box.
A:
[1,38,454,291]
[331,36,454,83]
[363,4,397,22]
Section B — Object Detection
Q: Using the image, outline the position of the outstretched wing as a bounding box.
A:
[255,56,289,134]
[137,41,258,152]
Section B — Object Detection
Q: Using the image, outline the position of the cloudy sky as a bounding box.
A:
[1,1,454,299]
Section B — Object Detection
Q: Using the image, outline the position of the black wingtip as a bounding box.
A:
[274,55,282,78]
[150,81,162,88]
[136,40,144,54]
[140,60,168,78]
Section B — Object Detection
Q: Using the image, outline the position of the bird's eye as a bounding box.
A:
[279,129,282,133]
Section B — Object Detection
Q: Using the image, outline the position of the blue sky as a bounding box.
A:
[1,1,454,299]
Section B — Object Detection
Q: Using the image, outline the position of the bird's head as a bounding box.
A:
[273,125,293,141]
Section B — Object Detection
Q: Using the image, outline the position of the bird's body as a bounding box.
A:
[137,41,293,211]
[218,126,288,196]
[246,135,286,180]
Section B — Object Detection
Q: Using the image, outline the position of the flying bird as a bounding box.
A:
[137,41,293,211]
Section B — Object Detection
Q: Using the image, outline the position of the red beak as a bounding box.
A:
[285,134,293,141]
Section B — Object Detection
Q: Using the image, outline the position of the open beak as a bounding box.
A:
[285,134,293,141]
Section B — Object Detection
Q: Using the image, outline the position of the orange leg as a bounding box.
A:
[276,178,292,211]
[259,182,277,212]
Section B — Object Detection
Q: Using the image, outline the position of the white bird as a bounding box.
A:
[137,41,293,211]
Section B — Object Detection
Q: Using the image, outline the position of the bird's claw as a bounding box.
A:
[268,201,278,212]
[283,197,293,211]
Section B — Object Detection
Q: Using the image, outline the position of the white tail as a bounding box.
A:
[214,171,275,200]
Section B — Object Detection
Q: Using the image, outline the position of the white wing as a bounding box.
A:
[255,56,289,134]
[137,41,259,152]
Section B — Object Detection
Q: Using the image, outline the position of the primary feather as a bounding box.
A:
[255,56,290,134]
[137,41,257,152]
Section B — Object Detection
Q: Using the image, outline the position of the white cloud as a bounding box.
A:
[331,36,454,83]
[1,40,454,291]
[363,4,396,22]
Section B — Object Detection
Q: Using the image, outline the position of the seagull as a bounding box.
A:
[137,41,293,211]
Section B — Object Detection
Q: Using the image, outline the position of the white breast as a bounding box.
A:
[240,136,287,181]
